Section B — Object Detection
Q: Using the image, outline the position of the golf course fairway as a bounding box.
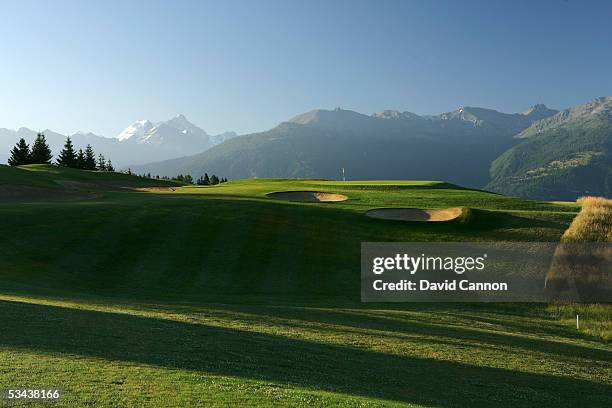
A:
[0,165,610,407]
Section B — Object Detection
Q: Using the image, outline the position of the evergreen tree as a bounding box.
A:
[184,174,193,184]
[106,160,114,172]
[57,137,78,167]
[203,173,210,185]
[30,133,53,164]
[210,174,219,185]
[97,153,106,170]
[76,149,86,169]
[84,145,96,170]
[8,138,31,166]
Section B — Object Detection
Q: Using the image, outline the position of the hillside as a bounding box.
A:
[0,164,182,201]
[1,169,611,406]
[0,173,582,300]
[130,105,556,188]
[487,97,612,200]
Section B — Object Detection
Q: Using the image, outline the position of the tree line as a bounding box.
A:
[8,134,53,166]
[56,137,114,171]
[8,134,114,171]
[190,173,227,185]
[125,171,228,185]
[9,134,226,184]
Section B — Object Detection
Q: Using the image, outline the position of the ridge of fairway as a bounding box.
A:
[0,164,184,202]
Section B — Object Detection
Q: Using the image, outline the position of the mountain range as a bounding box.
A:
[3,97,611,200]
[130,103,564,191]
[0,115,237,167]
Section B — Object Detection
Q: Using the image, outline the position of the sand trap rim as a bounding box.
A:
[266,190,348,202]
[365,207,466,222]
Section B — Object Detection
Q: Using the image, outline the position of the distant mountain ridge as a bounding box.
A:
[487,97,612,199]
[6,99,608,201]
[0,115,236,167]
[130,103,559,190]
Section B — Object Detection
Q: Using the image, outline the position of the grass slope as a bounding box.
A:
[0,165,610,407]
[0,164,182,201]
[561,196,612,242]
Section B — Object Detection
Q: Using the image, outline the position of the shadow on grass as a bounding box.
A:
[179,304,611,361]
[1,300,610,407]
[469,209,569,231]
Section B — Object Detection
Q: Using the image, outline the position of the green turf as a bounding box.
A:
[0,163,182,191]
[0,165,609,407]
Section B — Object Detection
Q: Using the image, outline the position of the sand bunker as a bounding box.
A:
[133,187,178,192]
[266,191,348,202]
[366,207,463,222]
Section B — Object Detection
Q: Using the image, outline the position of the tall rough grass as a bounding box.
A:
[546,197,611,339]
[561,196,612,242]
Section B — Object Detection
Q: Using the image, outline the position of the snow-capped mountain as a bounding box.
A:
[1,115,236,168]
[117,115,213,155]
[117,120,155,142]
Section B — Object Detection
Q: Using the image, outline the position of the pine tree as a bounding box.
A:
[97,154,106,170]
[210,174,219,185]
[30,133,53,164]
[57,137,78,167]
[184,174,193,184]
[106,159,114,172]
[8,138,31,166]
[84,145,96,170]
[76,149,86,169]
[203,173,210,185]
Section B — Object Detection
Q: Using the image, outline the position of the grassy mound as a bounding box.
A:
[562,196,612,242]
[0,164,182,201]
[546,197,612,301]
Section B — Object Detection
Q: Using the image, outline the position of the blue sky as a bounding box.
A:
[0,0,611,137]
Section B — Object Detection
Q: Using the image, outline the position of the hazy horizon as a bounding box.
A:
[0,101,575,140]
[1,0,611,137]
